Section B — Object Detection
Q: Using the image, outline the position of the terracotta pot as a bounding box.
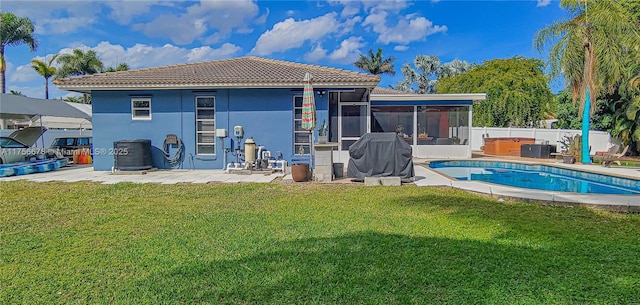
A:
[291,164,309,182]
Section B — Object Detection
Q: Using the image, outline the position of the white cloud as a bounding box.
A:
[364,12,447,45]
[328,37,366,64]
[255,8,270,24]
[363,0,409,12]
[394,45,409,51]
[303,37,365,64]
[54,41,240,70]
[362,11,388,33]
[39,16,98,35]
[134,0,260,45]
[186,43,242,62]
[304,44,328,62]
[537,0,551,7]
[327,0,361,17]
[1,0,99,34]
[134,14,208,45]
[106,0,160,25]
[9,63,40,83]
[341,16,363,35]
[379,16,447,44]
[251,13,343,55]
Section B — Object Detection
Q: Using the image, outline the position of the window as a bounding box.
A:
[131,98,151,120]
[293,96,311,155]
[196,96,215,155]
[371,106,414,145]
[416,106,469,145]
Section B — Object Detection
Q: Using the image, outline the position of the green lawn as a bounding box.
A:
[1,181,639,304]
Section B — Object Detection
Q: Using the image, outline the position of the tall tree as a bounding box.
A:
[30,54,58,99]
[396,55,471,94]
[62,95,89,104]
[534,0,640,163]
[104,62,129,72]
[438,57,553,128]
[56,49,104,104]
[397,55,440,94]
[610,61,640,153]
[0,11,38,93]
[9,89,24,96]
[437,59,473,79]
[56,49,104,78]
[354,48,395,76]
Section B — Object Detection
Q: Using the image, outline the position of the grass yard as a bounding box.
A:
[1,181,639,304]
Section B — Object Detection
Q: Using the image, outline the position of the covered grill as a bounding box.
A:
[347,133,414,179]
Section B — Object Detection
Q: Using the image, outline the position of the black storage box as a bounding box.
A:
[520,144,556,158]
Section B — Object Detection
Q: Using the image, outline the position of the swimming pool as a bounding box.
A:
[428,160,640,195]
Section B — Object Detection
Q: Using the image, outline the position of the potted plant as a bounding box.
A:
[559,134,582,164]
[318,119,328,144]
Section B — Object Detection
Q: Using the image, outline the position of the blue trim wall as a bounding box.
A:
[91,88,329,170]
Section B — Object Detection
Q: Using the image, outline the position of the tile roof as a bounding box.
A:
[54,56,380,91]
[371,87,409,95]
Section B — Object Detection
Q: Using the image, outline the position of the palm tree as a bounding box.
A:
[104,62,129,72]
[396,55,441,94]
[63,95,87,104]
[534,0,640,163]
[9,89,24,96]
[436,59,472,79]
[0,11,38,93]
[30,54,58,99]
[56,49,104,104]
[354,48,395,76]
[56,49,104,78]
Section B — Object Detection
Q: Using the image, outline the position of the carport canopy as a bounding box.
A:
[0,94,91,120]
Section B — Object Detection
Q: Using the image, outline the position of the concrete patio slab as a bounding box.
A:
[1,166,283,185]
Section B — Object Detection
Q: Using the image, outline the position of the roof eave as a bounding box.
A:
[56,81,379,92]
[370,93,487,101]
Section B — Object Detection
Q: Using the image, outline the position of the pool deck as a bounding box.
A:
[2,155,638,212]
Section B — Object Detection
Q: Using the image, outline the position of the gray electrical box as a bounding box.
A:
[215,128,228,138]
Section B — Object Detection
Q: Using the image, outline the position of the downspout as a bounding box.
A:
[180,90,184,169]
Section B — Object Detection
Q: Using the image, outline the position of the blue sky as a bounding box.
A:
[2,0,567,99]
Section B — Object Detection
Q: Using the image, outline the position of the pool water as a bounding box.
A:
[429,161,640,195]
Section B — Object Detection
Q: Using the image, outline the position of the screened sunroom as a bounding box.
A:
[327,90,485,161]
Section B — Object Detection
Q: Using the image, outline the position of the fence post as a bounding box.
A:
[532,128,536,141]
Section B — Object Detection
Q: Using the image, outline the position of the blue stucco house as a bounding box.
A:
[55,57,485,171]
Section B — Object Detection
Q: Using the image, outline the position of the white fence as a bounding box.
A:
[471,127,614,154]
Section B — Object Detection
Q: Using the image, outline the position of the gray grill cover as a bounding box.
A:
[347,133,414,179]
